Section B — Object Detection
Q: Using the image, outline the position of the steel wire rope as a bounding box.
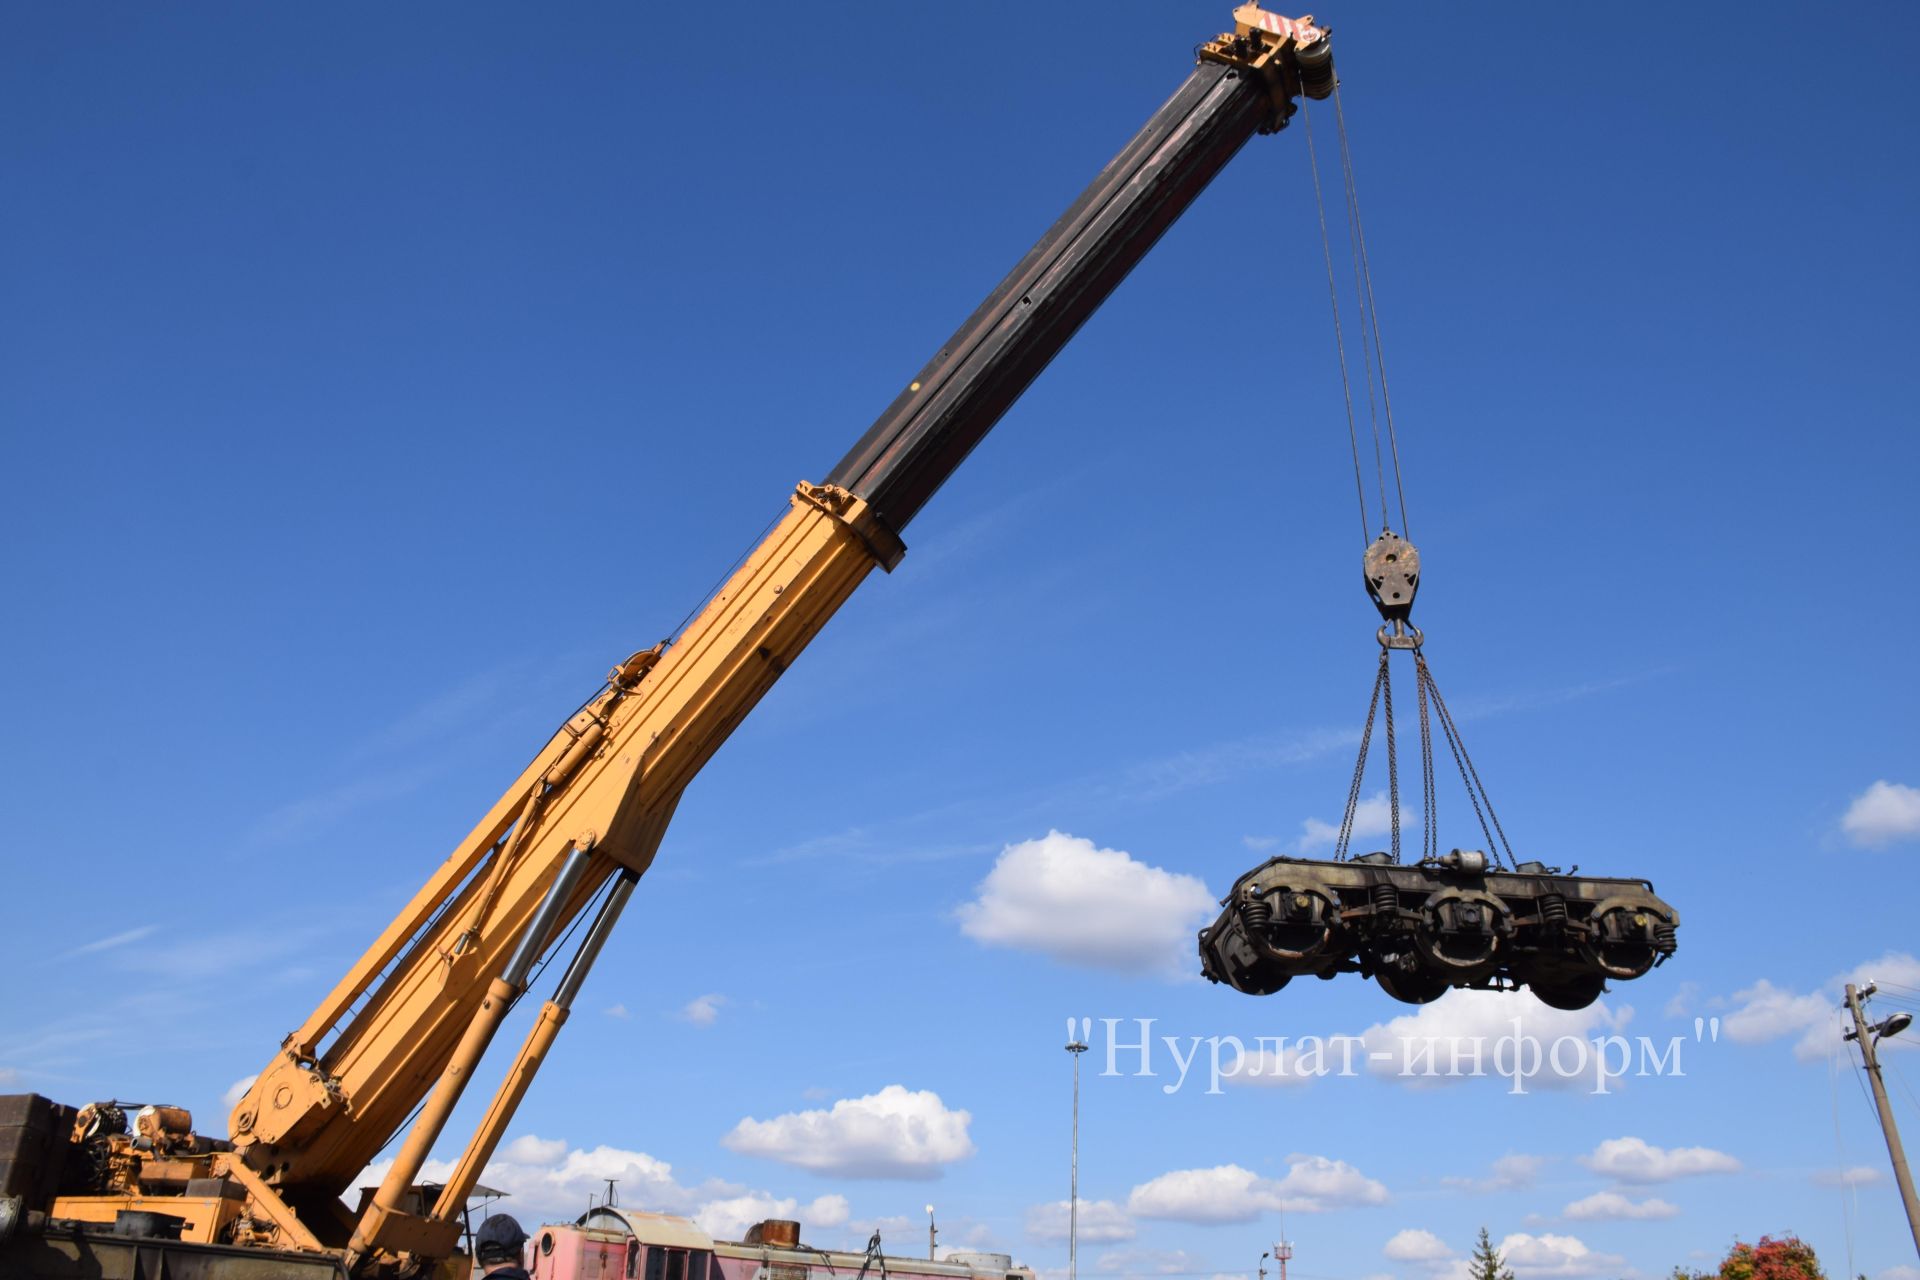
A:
[1418,654,1514,867]
[1310,97,1410,863]
[1302,101,1374,546]
[1382,651,1401,860]
[1828,1037,1860,1277]
[1415,663,1437,860]
[1885,1052,1920,1123]
[515,496,794,801]
[1845,1041,1881,1120]
[1333,654,1388,861]
[1332,83,1411,537]
[1330,97,1391,536]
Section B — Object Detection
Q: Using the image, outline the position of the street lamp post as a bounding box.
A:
[1844,982,1920,1256]
[926,1205,937,1262]
[1067,1031,1089,1280]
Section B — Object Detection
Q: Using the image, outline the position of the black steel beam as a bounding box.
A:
[824,59,1273,533]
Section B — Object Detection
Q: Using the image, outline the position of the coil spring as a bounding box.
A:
[1370,881,1397,913]
[1240,895,1273,929]
[1539,892,1568,929]
[1655,923,1678,954]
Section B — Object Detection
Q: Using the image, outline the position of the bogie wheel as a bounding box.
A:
[1238,966,1292,996]
[1376,965,1449,1005]
[1530,973,1606,1011]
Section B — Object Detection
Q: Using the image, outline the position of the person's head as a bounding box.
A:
[475,1213,528,1270]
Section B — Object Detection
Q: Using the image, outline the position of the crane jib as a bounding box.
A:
[824,60,1273,536]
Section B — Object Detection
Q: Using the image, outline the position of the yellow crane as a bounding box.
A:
[0,10,1336,1277]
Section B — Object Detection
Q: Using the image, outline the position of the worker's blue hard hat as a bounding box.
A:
[476,1213,529,1263]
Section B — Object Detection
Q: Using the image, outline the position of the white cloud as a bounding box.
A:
[1853,952,1920,995]
[1359,991,1632,1090]
[1220,1045,1316,1089]
[1842,780,1920,848]
[1278,1154,1393,1211]
[1812,1165,1884,1188]
[1094,1248,1201,1278]
[698,1194,849,1241]
[221,1075,259,1110]
[1127,1157,1387,1223]
[605,1003,631,1019]
[1877,1267,1920,1280]
[1720,951,1920,1062]
[57,925,159,960]
[1579,1136,1740,1184]
[1025,1199,1134,1243]
[1402,1231,1620,1280]
[723,1085,975,1179]
[1663,982,1700,1018]
[1721,980,1838,1061]
[1295,790,1396,855]
[680,994,726,1027]
[503,1134,569,1165]
[955,831,1214,978]
[1496,1232,1625,1279]
[1384,1229,1454,1263]
[356,1135,847,1242]
[1442,1153,1546,1193]
[359,1140,686,1227]
[1561,1191,1678,1221]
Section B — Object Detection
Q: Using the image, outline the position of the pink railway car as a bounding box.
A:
[519,1211,1035,1280]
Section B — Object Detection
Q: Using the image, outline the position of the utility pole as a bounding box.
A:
[1844,981,1920,1256]
[1067,1032,1089,1280]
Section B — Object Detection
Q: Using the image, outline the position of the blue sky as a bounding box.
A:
[4,3,1919,1278]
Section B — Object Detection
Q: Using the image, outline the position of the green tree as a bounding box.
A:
[1470,1228,1515,1280]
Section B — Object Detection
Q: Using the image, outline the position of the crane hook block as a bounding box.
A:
[1363,530,1419,622]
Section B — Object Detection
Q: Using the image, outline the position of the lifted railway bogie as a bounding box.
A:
[1197,851,1678,1008]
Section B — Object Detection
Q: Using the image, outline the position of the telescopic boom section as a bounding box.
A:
[219,9,1331,1269]
[828,8,1333,534]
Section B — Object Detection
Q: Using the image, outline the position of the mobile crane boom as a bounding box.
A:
[2,11,1334,1276]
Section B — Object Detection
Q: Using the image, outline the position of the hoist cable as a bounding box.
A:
[1422,660,1496,861]
[1301,101,1372,546]
[1382,652,1402,861]
[1419,654,1517,868]
[1331,103,1392,536]
[1415,666,1437,861]
[1332,83,1412,538]
[1333,654,1387,861]
[1827,1041,1859,1279]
